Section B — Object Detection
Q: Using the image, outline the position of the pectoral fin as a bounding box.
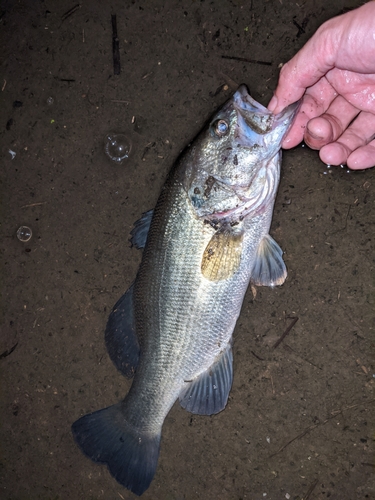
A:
[250,234,287,286]
[201,225,244,281]
[179,342,233,415]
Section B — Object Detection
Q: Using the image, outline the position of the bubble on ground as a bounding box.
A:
[17,226,32,242]
[104,132,132,164]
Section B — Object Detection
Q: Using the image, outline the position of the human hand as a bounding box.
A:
[268,2,375,170]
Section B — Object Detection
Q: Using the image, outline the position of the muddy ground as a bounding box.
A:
[1,0,374,499]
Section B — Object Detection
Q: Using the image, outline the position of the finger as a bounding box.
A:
[268,27,339,114]
[319,111,375,165]
[281,109,308,149]
[269,58,333,114]
[281,80,337,149]
[347,140,375,170]
[304,95,360,149]
[325,68,375,114]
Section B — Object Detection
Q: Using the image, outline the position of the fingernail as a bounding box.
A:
[268,95,278,112]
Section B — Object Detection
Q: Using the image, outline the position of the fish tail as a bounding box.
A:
[71,402,161,496]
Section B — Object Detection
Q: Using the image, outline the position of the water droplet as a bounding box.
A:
[46,96,54,106]
[104,132,132,164]
[17,226,32,242]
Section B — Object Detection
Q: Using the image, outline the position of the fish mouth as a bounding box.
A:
[272,98,301,130]
[233,84,274,134]
[232,84,300,147]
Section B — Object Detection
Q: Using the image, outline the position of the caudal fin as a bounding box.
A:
[71,403,161,496]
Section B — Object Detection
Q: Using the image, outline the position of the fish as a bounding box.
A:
[71,84,299,496]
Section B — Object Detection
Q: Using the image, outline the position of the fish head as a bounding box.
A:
[184,84,300,222]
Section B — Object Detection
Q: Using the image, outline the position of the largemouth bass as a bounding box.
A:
[72,85,299,496]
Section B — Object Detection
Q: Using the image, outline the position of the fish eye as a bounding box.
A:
[213,119,229,137]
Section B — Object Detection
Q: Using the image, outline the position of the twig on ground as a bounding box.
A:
[250,350,264,361]
[21,202,46,208]
[303,478,318,500]
[270,399,375,458]
[62,4,80,22]
[222,55,272,66]
[112,15,121,75]
[0,343,18,360]
[273,316,298,349]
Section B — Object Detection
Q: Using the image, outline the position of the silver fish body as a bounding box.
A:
[72,85,299,496]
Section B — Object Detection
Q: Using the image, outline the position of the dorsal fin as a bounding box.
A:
[130,209,153,249]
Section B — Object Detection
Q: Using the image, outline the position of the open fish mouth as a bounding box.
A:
[232,84,300,148]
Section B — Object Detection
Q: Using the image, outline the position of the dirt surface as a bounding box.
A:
[1,1,374,499]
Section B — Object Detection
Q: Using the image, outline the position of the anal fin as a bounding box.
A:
[250,234,287,286]
[179,342,233,415]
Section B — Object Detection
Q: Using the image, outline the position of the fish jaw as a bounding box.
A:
[233,84,300,155]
